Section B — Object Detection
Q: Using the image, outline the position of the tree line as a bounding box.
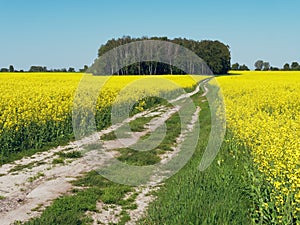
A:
[232,60,300,71]
[0,65,89,73]
[2,35,299,74]
[97,36,231,75]
[1,36,231,75]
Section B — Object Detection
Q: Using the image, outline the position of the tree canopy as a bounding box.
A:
[97,36,231,75]
[231,63,250,71]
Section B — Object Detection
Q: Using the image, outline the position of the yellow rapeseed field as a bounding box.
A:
[0,73,202,156]
[1,71,298,222]
[217,71,300,221]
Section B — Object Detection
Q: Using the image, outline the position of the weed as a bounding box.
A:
[27,172,45,182]
[52,158,64,164]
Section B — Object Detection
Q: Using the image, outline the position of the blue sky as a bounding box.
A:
[0,0,299,70]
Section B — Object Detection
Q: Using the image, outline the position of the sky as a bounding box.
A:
[0,0,299,71]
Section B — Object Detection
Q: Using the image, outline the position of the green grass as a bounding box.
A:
[118,210,131,225]
[24,187,102,225]
[101,131,118,141]
[139,93,254,224]
[31,204,44,212]
[6,149,81,168]
[27,172,45,183]
[0,134,74,167]
[115,111,181,166]
[23,170,135,225]
[128,116,154,132]
[101,116,156,142]
[55,150,82,159]
[9,161,46,173]
[100,127,132,141]
[52,158,65,165]
[116,148,161,166]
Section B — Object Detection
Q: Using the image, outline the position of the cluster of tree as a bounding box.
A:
[231,63,250,71]
[254,60,272,71]
[232,60,273,71]
[0,65,18,72]
[97,36,231,75]
[0,65,89,73]
[282,62,300,71]
[254,60,300,71]
[28,66,77,72]
[231,60,300,71]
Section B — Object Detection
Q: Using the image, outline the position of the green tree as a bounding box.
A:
[254,60,264,71]
[270,67,279,71]
[9,65,14,72]
[97,36,231,75]
[29,66,47,72]
[231,63,239,70]
[79,65,89,72]
[263,62,270,71]
[195,40,231,74]
[291,62,300,70]
[283,63,290,71]
[0,68,9,72]
[239,64,250,71]
[68,67,75,72]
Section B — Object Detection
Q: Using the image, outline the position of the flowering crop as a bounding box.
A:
[217,71,300,222]
[0,73,202,159]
